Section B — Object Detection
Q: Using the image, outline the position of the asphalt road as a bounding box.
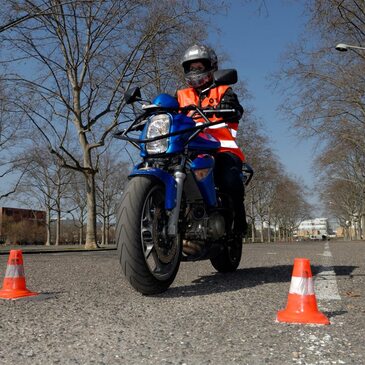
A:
[0,240,364,365]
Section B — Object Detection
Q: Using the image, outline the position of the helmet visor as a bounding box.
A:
[183,59,211,74]
[184,70,213,89]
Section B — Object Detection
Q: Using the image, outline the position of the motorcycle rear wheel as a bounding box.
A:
[210,235,242,273]
[116,176,181,295]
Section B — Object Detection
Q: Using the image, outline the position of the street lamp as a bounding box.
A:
[335,43,365,52]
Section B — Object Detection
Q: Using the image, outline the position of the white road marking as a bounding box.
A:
[314,242,341,300]
[291,242,344,364]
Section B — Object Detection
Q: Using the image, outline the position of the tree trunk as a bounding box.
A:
[55,172,61,246]
[267,209,271,243]
[55,208,61,246]
[260,220,264,243]
[79,223,84,245]
[85,171,97,249]
[345,226,349,240]
[273,223,277,242]
[45,208,51,246]
[349,226,352,240]
[251,199,255,243]
[356,219,361,240]
[106,215,110,245]
[101,216,107,246]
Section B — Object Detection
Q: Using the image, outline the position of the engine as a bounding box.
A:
[184,204,226,241]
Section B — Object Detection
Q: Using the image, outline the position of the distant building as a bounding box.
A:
[0,207,46,244]
[297,218,330,240]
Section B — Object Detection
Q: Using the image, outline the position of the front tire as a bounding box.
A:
[116,176,181,295]
[210,235,242,273]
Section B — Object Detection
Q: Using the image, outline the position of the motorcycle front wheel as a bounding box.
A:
[116,176,181,295]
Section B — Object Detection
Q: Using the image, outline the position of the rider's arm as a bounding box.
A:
[217,88,244,121]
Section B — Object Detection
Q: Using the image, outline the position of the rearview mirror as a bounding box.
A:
[124,87,142,104]
[213,69,238,86]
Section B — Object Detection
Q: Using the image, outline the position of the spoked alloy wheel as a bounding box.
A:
[116,176,181,295]
[141,185,180,280]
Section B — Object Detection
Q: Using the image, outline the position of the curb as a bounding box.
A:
[0,245,117,255]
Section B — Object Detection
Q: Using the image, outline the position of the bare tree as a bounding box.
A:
[0,0,89,33]
[273,1,365,238]
[271,175,311,241]
[95,150,129,245]
[321,178,364,240]
[237,114,290,242]
[0,79,29,200]
[317,136,365,239]
[16,144,72,245]
[0,0,223,248]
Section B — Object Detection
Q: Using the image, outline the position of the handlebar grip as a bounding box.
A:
[202,109,237,113]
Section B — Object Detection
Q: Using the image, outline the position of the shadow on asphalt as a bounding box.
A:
[326,310,348,319]
[1,292,62,302]
[29,292,62,301]
[156,265,358,298]
[312,265,358,277]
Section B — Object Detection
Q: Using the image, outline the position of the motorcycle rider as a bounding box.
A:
[176,44,248,253]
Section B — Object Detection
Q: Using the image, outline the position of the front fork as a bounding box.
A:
[130,160,187,237]
[168,168,186,236]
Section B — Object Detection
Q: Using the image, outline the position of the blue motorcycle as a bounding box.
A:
[114,69,253,294]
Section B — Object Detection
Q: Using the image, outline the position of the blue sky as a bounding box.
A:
[209,2,320,209]
[1,2,321,212]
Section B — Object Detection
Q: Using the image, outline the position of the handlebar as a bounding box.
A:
[113,118,227,143]
[181,106,237,114]
[113,105,238,143]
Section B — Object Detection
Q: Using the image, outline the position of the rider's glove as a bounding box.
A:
[217,89,244,121]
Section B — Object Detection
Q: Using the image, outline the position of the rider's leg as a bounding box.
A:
[214,152,247,235]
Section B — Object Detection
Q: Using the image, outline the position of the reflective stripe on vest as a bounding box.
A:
[177,86,245,161]
[208,122,227,129]
[220,140,240,148]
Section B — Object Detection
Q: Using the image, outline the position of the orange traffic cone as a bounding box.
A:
[0,250,38,300]
[277,258,330,325]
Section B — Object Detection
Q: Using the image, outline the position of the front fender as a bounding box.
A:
[129,167,177,210]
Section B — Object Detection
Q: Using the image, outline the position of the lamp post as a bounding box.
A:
[335,43,365,52]
[335,43,365,239]
[335,43,365,240]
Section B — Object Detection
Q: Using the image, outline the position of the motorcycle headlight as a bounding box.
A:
[146,114,171,154]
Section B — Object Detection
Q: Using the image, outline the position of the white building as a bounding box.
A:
[297,218,329,240]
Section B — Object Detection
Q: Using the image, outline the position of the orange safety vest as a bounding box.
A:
[177,86,245,161]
